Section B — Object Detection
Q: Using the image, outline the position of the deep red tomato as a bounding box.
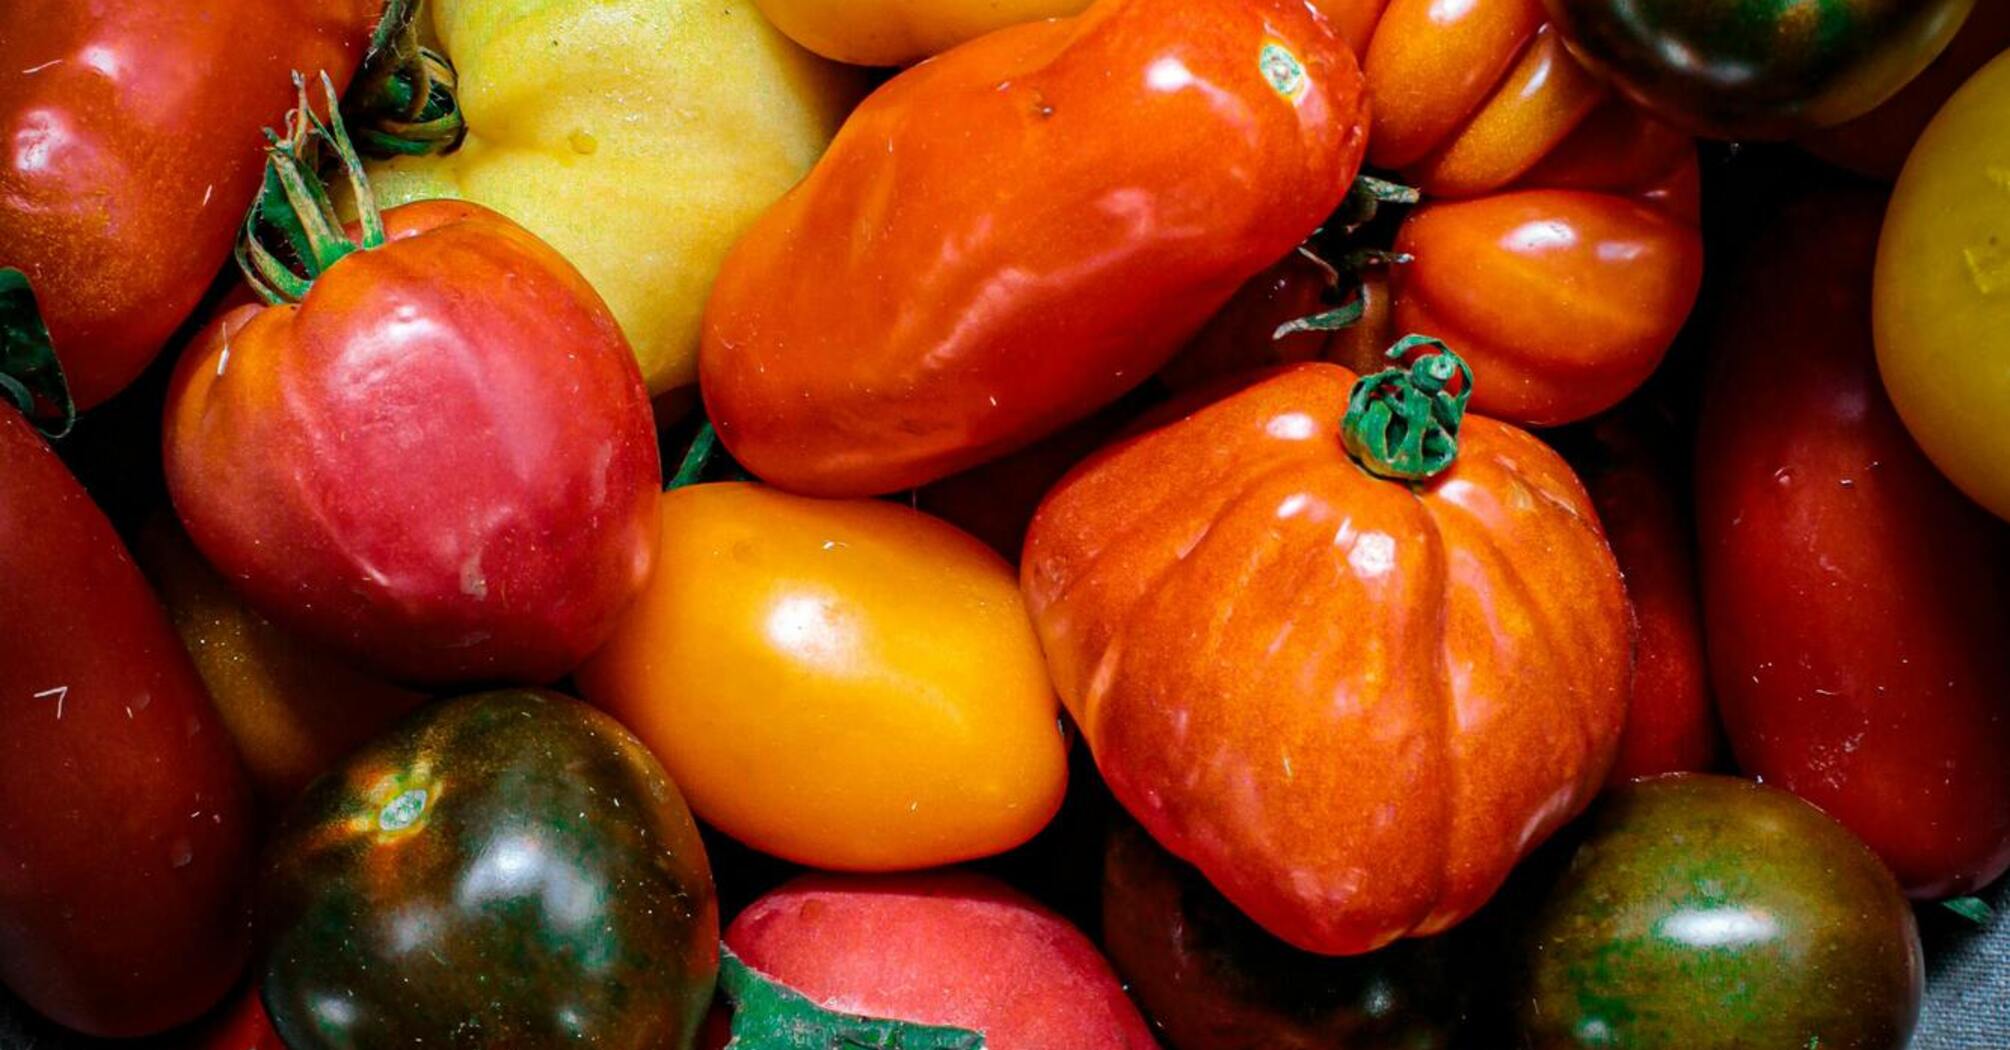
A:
[164,101,660,685]
[1696,191,2010,899]
[701,0,1369,497]
[0,408,254,1038]
[0,0,383,409]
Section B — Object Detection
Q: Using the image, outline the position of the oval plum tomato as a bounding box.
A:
[1023,348,1629,956]
[1541,0,1976,138]
[0,0,382,409]
[754,0,1093,66]
[700,0,1370,497]
[1516,776,1923,1050]
[260,690,718,1050]
[0,409,254,1037]
[716,872,1157,1049]
[578,482,1067,871]
[163,88,659,685]
[1875,50,2010,525]
[1698,191,2010,899]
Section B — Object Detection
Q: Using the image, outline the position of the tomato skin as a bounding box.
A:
[0,410,254,1037]
[1023,363,1629,956]
[1801,2,2010,179]
[1516,776,1922,1049]
[1393,189,1704,427]
[1697,193,2010,899]
[701,0,1369,497]
[578,483,1067,871]
[163,200,660,685]
[753,0,1093,66]
[1571,415,1716,785]
[261,690,719,1050]
[0,1,379,409]
[1874,50,2010,525]
[1541,0,1976,138]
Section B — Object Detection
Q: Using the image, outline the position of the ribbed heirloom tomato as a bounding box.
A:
[701,0,1369,496]
[1024,347,1629,956]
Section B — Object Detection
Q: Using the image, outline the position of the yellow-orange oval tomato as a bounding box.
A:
[753,0,1092,66]
[578,483,1068,871]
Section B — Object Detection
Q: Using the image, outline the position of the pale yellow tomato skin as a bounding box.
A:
[1875,51,2010,522]
[577,483,1069,871]
[753,0,1091,67]
[360,0,865,394]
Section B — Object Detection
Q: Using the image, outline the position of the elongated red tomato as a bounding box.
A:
[0,409,254,1037]
[0,1,382,409]
[702,0,1369,496]
[1697,192,2010,899]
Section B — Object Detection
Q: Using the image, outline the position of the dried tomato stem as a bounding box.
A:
[1341,335,1473,482]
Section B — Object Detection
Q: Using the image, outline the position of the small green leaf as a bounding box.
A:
[1943,897,1994,925]
[1274,299,1365,340]
[0,268,75,439]
[1332,173,1422,234]
[720,948,986,1049]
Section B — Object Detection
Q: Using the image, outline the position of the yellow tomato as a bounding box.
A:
[360,0,864,394]
[577,483,1068,871]
[1875,50,2010,522]
[752,0,1091,67]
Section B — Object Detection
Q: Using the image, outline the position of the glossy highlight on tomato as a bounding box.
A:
[701,0,1369,496]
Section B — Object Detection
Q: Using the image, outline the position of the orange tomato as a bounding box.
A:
[578,483,1068,871]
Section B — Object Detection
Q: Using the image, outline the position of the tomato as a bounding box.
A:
[182,986,285,1050]
[164,99,660,685]
[1102,822,1468,1048]
[754,0,1093,66]
[1568,412,1717,785]
[260,690,718,1050]
[0,408,254,1037]
[1023,352,1629,956]
[1516,775,1923,1049]
[718,872,1157,1049]
[701,0,1369,497]
[134,517,427,818]
[362,0,863,395]
[1801,2,2010,179]
[578,482,1067,871]
[1541,0,1976,138]
[1875,50,2010,524]
[0,0,382,409]
[1697,192,2010,899]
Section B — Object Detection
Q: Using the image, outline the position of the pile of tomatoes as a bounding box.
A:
[3,0,2008,1047]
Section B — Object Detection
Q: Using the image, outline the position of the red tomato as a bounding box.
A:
[701,0,1369,496]
[1696,192,2010,899]
[0,409,254,1037]
[0,1,382,409]
[1571,413,1717,785]
[164,119,660,684]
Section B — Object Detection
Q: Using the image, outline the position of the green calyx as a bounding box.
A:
[345,0,466,157]
[719,948,986,1049]
[1341,335,1473,483]
[237,72,389,306]
[0,269,76,439]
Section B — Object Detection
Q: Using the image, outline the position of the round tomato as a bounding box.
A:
[1516,776,1922,1049]
[1700,191,2010,899]
[578,482,1067,871]
[0,408,254,1037]
[0,0,381,409]
[1540,0,1976,138]
[1801,2,2010,179]
[164,95,660,685]
[753,0,1092,66]
[1023,351,1629,956]
[701,0,1369,496]
[1875,49,2010,524]
[261,690,718,1050]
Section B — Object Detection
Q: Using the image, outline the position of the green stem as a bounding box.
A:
[343,0,466,157]
[1341,335,1473,482]
[667,423,720,490]
[236,73,389,306]
[718,948,986,1049]
[0,269,75,439]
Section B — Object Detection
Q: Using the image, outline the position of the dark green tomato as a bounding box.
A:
[1516,775,1921,1049]
[1102,823,1466,1049]
[1541,0,1976,138]
[260,690,719,1050]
